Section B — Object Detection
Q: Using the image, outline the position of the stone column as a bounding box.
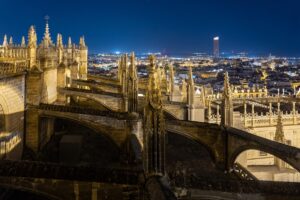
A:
[244,102,247,127]
[207,100,211,122]
[25,107,39,152]
[251,103,255,127]
[269,102,272,125]
[216,105,220,124]
[91,182,99,200]
[293,102,296,125]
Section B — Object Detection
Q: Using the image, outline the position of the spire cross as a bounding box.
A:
[45,15,50,23]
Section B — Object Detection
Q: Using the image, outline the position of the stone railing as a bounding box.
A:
[179,174,300,195]
[0,159,142,185]
[60,87,123,98]
[0,47,28,59]
[242,112,300,128]
[0,62,27,76]
[39,103,133,120]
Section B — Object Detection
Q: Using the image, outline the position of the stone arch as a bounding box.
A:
[77,95,116,111]
[65,92,120,112]
[166,130,217,163]
[40,114,121,150]
[228,144,300,173]
[0,92,13,132]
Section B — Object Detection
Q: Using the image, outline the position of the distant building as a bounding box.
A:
[213,36,220,57]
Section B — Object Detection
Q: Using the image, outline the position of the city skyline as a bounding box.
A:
[1,0,300,56]
[1,1,300,198]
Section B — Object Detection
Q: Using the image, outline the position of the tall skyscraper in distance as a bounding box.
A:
[213,36,220,57]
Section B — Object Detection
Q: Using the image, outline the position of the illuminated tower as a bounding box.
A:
[213,36,220,58]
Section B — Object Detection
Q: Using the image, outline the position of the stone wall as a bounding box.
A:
[41,68,57,104]
[0,74,25,159]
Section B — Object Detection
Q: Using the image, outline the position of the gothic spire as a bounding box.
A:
[224,71,232,97]
[41,16,53,47]
[187,66,195,106]
[188,66,194,86]
[21,36,26,47]
[68,37,72,49]
[28,25,37,48]
[2,35,7,47]
[221,71,233,127]
[128,52,138,113]
[148,54,156,75]
[9,36,13,45]
[168,64,175,95]
[56,33,63,48]
[79,36,86,49]
[274,112,285,143]
[129,52,137,79]
[143,55,165,176]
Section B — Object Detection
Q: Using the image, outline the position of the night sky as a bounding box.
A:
[1,0,300,56]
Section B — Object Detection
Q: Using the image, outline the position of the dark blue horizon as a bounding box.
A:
[1,0,300,56]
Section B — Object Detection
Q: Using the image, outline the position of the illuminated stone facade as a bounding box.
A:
[0,20,88,153]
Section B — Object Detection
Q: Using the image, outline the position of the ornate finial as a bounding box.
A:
[21,36,26,47]
[79,36,86,48]
[28,25,37,48]
[168,63,175,99]
[224,71,232,97]
[188,66,194,86]
[148,55,156,75]
[45,15,50,23]
[9,36,13,45]
[128,52,138,113]
[149,55,155,66]
[129,52,137,79]
[187,66,195,106]
[221,71,233,127]
[2,35,8,47]
[144,54,165,176]
[41,15,53,47]
[68,37,72,48]
[274,112,285,143]
[56,33,63,48]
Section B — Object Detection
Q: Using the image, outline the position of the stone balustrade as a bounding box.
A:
[241,112,300,127]
[0,62,27,76]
